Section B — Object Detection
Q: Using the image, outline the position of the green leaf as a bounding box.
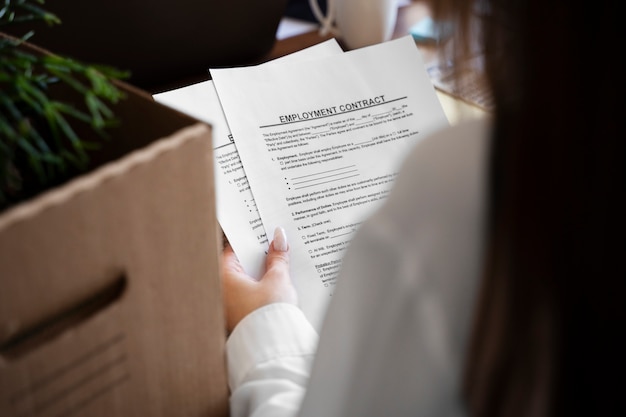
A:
[50,106,88,161]
[54,101,92,124]
[16,137,45,181]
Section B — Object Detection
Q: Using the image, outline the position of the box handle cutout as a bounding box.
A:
[0,274,127,360]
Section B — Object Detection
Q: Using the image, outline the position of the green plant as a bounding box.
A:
[0,0,129,210]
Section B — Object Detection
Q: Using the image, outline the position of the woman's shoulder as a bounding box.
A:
[382,117,492,230]
[401,117,491,180]
[344,116,492,289]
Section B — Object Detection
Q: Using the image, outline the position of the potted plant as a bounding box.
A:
[0,0,129,211]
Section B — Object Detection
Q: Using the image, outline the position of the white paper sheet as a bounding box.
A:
[211,36,449,329]
[153,39,344,278]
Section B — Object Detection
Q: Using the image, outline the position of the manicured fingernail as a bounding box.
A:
[273,226,288,252]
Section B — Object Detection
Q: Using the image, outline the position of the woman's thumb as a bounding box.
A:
[266,226,290,273]
[264,227,297,305]
[272,226,289,252]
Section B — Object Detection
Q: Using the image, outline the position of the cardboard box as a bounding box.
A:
[0,39,229,417]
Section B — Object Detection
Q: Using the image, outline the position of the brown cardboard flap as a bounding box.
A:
[0,122,229,416]
[0,123,213,335]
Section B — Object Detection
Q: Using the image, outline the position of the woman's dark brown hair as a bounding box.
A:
[429,0,625,415]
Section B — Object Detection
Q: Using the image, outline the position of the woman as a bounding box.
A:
[221,0,624,416]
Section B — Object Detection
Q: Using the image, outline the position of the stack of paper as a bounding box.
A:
[154,36,449,330]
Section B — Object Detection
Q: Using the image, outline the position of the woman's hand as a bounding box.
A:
[221,227,298,333]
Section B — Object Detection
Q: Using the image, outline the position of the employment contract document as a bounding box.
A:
[153,39,343,278]
[211,36,449,329]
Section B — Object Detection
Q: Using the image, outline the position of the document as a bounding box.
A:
[211,36,449,329]
[153,39,343,278]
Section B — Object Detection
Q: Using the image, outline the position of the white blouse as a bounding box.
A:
[226,117,491,417]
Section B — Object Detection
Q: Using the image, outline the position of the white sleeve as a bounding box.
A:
[226,303,319,417]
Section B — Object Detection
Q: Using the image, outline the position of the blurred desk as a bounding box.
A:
[264,1,488,124]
